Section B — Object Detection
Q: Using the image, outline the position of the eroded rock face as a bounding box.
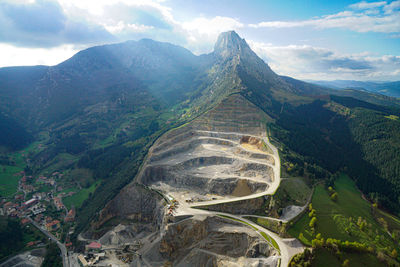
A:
[95,184,164,231]
[99,224,150,246]
[157,215,278,266]
[197,196,268,215]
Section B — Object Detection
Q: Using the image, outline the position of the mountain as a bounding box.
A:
[1,31,400,266]
[0,39,205,129]
[308,79,400,98]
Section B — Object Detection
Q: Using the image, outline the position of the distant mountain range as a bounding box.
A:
[307,79,400,98]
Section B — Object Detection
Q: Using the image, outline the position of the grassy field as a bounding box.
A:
[375,208,400,233]
[0,149,26,197]
[275,177,311,206]
[0,132,49,197]
[63,181,99,209]
[311,248,385,267]
[0,165,24,197]
[246,216,286,236]
[41,153,78,175]
[385,114,399,121]
[288,174,400,266]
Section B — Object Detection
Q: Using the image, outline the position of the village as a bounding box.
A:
[0,170,77,253]
[0,168,185,267]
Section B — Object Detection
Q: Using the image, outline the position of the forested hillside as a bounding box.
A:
[268,95,400,213]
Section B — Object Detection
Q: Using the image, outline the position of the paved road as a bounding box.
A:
[28,218,69,267]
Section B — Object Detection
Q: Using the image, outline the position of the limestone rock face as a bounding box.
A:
[96,184,164,229]
[196,196,267,215]
[157,215,278,266]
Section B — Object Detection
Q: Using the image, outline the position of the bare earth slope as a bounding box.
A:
[88,94,305,267]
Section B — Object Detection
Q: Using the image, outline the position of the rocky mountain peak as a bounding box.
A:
[213,31,250,58]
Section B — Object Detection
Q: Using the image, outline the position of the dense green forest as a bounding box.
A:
[0,216,48,261]
[0,216,24,260]
[0,113,32,150]
[269,95,400,214]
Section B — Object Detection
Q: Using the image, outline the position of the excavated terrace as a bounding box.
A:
[137,94,275,200]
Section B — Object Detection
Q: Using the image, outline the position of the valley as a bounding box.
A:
[1,31,400,267]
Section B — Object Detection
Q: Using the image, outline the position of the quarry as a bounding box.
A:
[71,94,305,267]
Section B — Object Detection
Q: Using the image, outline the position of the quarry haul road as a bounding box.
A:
[162,130,304,267]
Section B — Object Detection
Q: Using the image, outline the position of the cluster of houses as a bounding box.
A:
[53,197,64,210]
[0,167,82,258]
[46,219,61,231]
[36,175,55,186]
[0,194,47,218]
[1,169,77,236]
[18,172,36,193]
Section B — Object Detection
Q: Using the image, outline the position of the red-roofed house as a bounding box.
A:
[53,197,64,210]
[86,242,102,251]
[26,241,37,247]
[4,202,14,209]
[64,208,75,222]
[46,220,60,231]
[21,218,30,225]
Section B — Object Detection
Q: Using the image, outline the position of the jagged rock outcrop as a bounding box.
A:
[95,184,164,231]
[157,215,278,266]
[196,196,268,215]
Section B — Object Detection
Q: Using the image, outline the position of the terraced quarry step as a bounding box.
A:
[137,95,275,200]
[97,94,287,267]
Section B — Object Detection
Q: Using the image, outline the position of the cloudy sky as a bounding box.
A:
[0,0,399,81]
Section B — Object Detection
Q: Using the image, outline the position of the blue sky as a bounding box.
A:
[0,0,399,81]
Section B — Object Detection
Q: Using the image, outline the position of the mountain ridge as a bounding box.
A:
[308,79,400,98]
[1,31,400,266]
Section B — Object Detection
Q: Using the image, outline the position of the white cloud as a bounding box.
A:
[248,41,400,81]
[0,43,78,67]
[59,0,244,53]
[180,16,243,54]
[182,16,243,36]
[0,0,398,82]
[349,1,387,10]
[249,1,400,33]
[58,0,174,20]
[383,0,400,13]
[104,21,154,34]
